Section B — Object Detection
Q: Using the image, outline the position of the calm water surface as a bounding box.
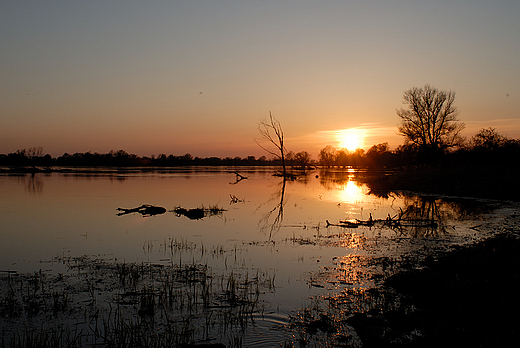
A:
[0,167,510,346]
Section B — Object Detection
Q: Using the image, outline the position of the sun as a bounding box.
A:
[337,129,365,151]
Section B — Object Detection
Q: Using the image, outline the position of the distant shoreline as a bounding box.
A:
[3,164,519,202]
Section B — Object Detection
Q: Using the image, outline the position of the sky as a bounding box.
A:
[1,0,519,159]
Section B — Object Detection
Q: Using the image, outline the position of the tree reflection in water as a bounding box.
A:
[18,174,44,195]
[391,196,448,237]
[257,178,287,240]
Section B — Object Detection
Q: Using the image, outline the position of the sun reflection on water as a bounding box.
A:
[337,179,365,204]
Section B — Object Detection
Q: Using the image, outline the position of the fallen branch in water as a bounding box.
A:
[172,205,226,220]
[117,204,166,217]
[326,215,440,229]
[230,171,248,184]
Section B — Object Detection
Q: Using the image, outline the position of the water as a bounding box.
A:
[0,167,513,346]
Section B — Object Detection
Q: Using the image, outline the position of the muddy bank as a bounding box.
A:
[348,229,520,347]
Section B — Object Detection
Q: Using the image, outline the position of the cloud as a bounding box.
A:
[464,119,520,138]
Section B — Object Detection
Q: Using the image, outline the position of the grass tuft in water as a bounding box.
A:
[0,251,274,347]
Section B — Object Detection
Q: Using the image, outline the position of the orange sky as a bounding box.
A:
[1,1,519,159]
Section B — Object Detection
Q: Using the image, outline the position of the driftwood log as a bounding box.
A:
[230,171,248,184]
[117,204,166,216]
[173,207,205,220]
[327,214,439,229]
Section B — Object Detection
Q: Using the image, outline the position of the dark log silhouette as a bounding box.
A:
[173,207,205,220]
[173,206,226,220]
[117,204,166,217]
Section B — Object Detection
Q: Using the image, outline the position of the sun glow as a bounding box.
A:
[337,180,364,203]
[337,129,365,151]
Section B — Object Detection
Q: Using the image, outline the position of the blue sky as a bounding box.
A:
[1,0,519,158]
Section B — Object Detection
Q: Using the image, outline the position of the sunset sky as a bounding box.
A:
[1,1,519,159]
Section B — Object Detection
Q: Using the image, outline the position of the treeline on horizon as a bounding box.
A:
[2,127,519,170]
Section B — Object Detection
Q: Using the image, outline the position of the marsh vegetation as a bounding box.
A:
[0,253,275,347]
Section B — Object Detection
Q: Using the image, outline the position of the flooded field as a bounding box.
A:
[0,167,517,347]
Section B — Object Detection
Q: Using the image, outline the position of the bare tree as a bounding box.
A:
[397,84,465,153]
[469,127,508,151]
[366,142,389,156]
[27,146,44,159]
[256,112,287,176]
[318,145,337,167]
[293,151,312,170]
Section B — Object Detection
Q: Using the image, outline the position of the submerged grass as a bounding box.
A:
[0,252,274,347]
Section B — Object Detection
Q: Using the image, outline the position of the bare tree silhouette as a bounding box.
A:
[27,146,44,159]
[397,84,465,155]
[256,112,287,176]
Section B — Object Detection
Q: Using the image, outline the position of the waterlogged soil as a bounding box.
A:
[1,208,519,347]
[282,207,520,348]
[381,232,520,347]
[2,202,519,347]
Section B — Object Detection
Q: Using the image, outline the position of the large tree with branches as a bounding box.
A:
[397,84,465,154]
